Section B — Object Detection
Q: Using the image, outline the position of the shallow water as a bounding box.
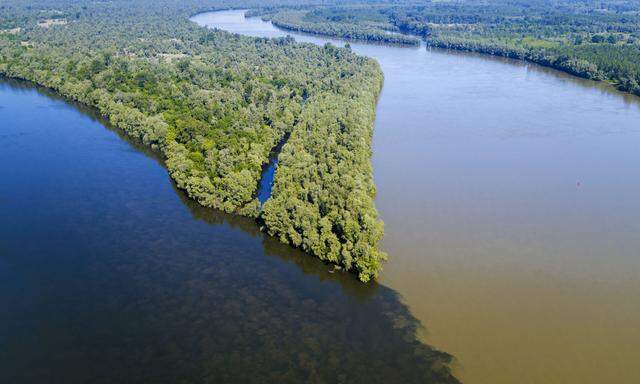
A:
[191,10,640,384]
[0,78,457,383]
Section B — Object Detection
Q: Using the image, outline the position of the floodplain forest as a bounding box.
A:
[0,0,385,281]
[252,0,640,96]
[3,0,640,281]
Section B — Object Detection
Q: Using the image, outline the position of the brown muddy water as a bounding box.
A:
[191,9,640,384]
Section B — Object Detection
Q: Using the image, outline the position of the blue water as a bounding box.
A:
[257,158,277,205]
[0,77,457,383]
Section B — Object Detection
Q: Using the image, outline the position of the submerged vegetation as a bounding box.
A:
[0,0,385,281]
[254,0,640,96]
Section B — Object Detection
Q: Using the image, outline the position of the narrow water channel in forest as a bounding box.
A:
[191,9,640,384]
[257,132,290,206]
[0,77,458,384]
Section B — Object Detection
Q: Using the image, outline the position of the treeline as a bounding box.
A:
[428,36,640,94]
[258,0,640,96]
[390,0,640,95]
[262,43,386,281]
[0,0,386,281]
[256,8,420,45]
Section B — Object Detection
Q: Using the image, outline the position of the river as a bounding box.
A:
[0,78,460,383]
[190,9,640,384]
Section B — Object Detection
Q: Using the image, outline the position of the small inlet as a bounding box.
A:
[256,132,290,206]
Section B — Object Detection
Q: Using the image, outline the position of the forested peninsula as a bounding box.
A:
[253,1,640,96]
[0,0,386,282]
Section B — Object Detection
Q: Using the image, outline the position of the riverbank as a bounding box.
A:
[200,9,640,384]
[0,2,388,281]
[1,74,460,384]
[251,5,640,98]
[424,38,640,97]
[269,17,640,97]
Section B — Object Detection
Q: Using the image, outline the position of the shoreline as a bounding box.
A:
[248,10,640,98]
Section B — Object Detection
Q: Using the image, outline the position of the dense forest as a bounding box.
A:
[4,0,638,279]
[249,8,420,45]
[252,0,640,96]
[0,0,386,281]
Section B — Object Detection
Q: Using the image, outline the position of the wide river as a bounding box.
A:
[1,9,638,384]
[190,10,640,384]
[0,79,457,383]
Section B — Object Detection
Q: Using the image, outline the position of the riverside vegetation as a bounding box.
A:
[0,0,386,281]
[250,0,640,96]
[6,0,637,281]
[246,8,420,46]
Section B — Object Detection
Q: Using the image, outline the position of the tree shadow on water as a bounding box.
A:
[0,77,459,384]
[174,187,460,384]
